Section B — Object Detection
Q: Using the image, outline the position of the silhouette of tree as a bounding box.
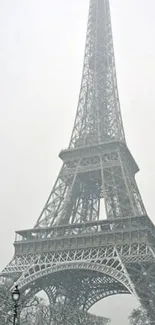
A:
[129,307,149,325]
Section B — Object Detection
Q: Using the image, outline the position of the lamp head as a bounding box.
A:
[12,285,20,302]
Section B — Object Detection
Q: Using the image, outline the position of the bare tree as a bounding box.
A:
[0,279,46,325]
[0,280,110,325]
[49,303,110,325]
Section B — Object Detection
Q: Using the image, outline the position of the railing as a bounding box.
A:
[14,215,154,243]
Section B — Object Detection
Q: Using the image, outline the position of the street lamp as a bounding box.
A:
[12,285,20,325]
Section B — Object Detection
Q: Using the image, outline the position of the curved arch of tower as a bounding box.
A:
[1,0,155,323]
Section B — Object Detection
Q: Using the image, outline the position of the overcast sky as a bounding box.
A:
[1,0,155,324]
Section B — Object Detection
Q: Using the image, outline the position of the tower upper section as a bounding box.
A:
[69,0,125,149]
[33,0,146,229]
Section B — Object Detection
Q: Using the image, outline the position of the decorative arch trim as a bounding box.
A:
[17,261,134,295]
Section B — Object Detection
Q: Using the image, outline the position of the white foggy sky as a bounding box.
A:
[0,0,155,324]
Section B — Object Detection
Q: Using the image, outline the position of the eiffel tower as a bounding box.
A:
[1,0,155,322]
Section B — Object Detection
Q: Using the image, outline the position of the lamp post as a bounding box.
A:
[12,285,20,325]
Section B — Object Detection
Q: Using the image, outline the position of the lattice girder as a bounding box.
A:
[125,260,155,321]
[34,0,148,229]
[3,216,155,321]
[35,142,146,227]
[1,0,155,322]
[69,0,125,147]
[3,236,155,320]
[4,238,155,291]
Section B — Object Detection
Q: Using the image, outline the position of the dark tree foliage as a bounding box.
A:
[129,307,150,325]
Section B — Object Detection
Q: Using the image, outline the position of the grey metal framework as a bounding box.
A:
[1,0,155,323]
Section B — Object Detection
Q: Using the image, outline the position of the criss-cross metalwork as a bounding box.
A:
[35,0,146,228]
[1,0,155,323]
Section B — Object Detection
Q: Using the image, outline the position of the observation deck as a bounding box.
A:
[14,215,155,256]
[59,141,139,174]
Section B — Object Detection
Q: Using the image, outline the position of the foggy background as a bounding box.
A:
[0,0,155,324]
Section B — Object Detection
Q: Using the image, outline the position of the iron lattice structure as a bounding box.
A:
[1,0,155,323]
